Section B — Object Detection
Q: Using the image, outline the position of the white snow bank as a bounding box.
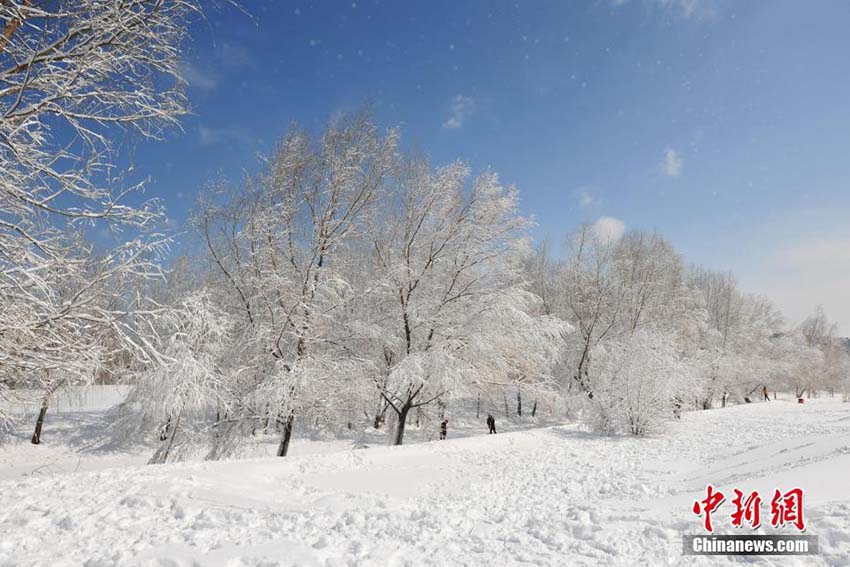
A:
[1,385,131,415]
[0,398,849,566]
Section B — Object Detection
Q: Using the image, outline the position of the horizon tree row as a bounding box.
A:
[112,114,850,460]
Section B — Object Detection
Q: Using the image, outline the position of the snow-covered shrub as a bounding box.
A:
[585,330,683,436]
[114,291,232,463]
[0,383,16,436]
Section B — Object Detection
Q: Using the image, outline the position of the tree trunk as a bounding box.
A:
[503,392,510,419]
[373,397,389,429]
[574,340,595,398]
[531,400,538,417]
[149,410,182,464]
[31,402,48,445]
[160,412,181,463]
[393,404,411,446]
[516,390,522,417]
[159,416,172,441]
[276,413,295,457]
[476,393,480,419]
[31,377,55,445]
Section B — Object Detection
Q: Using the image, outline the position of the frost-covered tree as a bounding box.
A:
[551,225,622,398]
[550,228,686,400]
[775,332,822,399]
[534,226,809,430]
[195,113,399,456]
[786,306,850,398]
[368,159,565,445]
[0,1,201,436]
[9,241,168,444]
[684,268,784,408]
[587,329,685,435]
[117,291,232,464]
[190,123,568,451]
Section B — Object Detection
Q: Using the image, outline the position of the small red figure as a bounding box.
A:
[693,484,726,533]
[730,489,762,529]
[770,488,805,531]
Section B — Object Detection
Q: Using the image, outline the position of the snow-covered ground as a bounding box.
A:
[1,392,849,566]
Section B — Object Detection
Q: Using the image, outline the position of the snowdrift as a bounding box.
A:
[1,398,849,566]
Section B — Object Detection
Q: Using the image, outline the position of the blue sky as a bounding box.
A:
[133,0,850,333]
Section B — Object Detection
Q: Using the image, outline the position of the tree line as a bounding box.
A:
[124,116,850,457]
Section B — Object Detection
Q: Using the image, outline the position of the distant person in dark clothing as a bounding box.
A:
[762,385,770,401]
[486,414,497,434]
[439,419,448,440]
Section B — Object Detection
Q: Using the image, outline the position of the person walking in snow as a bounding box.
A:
[722,391,729,408]
[439,419,448,440]
[486,413,497,434]
[762,385,770,402]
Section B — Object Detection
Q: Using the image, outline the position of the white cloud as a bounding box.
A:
[663,148,683,176]
[657,0,703,19]
[198,125,224,145]
[740,233,850,336]
[613,0,711,20]
[198,125,254,147]
[776,237,850,267]
[590,216,626,243]
[219,41,258,70]
[443,95,476,129]
[576,189,594,207]
[181,63,217,91]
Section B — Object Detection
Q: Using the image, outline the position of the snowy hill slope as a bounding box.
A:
[1,398,849,566]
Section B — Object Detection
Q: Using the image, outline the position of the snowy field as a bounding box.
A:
[1,392,849,566]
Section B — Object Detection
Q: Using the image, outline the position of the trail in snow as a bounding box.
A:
[1,397,849,566]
